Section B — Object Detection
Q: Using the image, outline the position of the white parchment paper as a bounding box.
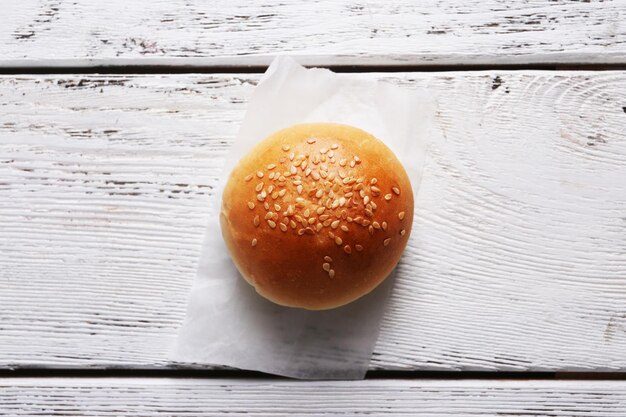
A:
[171,57,435,379]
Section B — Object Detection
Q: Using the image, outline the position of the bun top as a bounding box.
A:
[220,123,413,310]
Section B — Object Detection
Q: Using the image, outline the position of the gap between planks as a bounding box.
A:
[0,369,625,381]
[1,63,626,75]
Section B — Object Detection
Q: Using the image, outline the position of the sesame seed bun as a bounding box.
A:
[220,123,413,310]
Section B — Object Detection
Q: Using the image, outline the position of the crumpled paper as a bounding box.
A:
[170,57,435,379]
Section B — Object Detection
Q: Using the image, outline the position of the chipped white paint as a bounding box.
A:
[1,0,626,67]
[2,378,626,416]
[0,72,625,371]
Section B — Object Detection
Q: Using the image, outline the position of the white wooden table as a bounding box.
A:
[1,1,626,415]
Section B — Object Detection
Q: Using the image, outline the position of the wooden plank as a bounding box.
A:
[0,72,625,371]
[2,0,626,67]
[1,378,626,416]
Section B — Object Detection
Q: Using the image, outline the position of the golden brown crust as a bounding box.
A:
[220,123,413,310]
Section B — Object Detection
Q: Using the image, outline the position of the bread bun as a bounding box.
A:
[220,123,413,310]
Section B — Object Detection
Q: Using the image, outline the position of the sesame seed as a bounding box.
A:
[329,269,335,278]
[339,159,347,167]
[274,204,281,211]
[279,223,288,232]
[364,196,370,205]
[305,168,312,176]
[384,238,391,246]
[268,220,277,229]
[392,187,400,195]
[312,171,320,181]
[251,238,258,247]
[264,212,273,220]
[354,155,361,163]
[253,215,260,227]
[297,184,303,194]
[347,217,353,222]
[328,231,335,239]
[268,185,274,193]
[398,211,405,220]
[297,228,305,236]
[362,219,371,226]
[382,221,388,231]
[245,175,253,182]
[328,150,334,158]
[370,178,378,185]
[282,145,290,151]
[331,144,339,150]
[290,220,297,229]
[344,245,352,254]
[373,221,381,230]
[322,262,331,271]
[255,182,264,192]
[371,201,377,210]
[247,202,255,210]
[365,209,374,217]
[308,217,316,225]
[320,148,328,154]
[316,206,326,215]
[319,170,328,179]
[307,138,316,144]
[335,236,343,245]
[324,256,333,262]
[340,225,349,232]
[256,194,265,202]
[293,159,302,167]
[279,189,287,197]
[319,214,330,222]
[289,152,295,161]
[256,171,264,178]
[350,160,356,168]
[331,220,340,229]
[316,223,323,232]
[338,169,346,178]
[301,160,308,170]
[305,227,315,235]
[264,202,270,210]
[355,244,363,252]
[400,229,406,236]
[384,194,392,201]
[371,186,381,194]
[369,225,374,235]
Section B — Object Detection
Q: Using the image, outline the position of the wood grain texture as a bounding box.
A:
[2,0,626,67]
[0,72,625,371]
[2,378,626,416]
